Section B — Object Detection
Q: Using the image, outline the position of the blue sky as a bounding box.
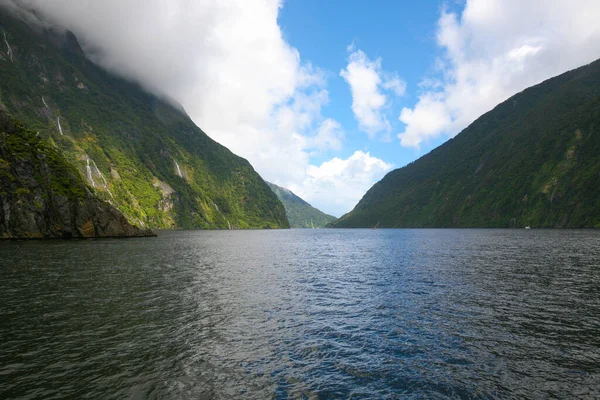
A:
[273,0,600,215]
[279,0,447,167]
[23,0,600,216]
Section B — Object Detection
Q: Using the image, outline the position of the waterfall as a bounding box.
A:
[91,159,108,188]
[173,159,183,177]
[213,202,232,230]
[83,155,114,199]
[85,155,95,187]
[42,96,49,109]
[91,159,114,199]
[3,31,12,62]
[56,117,63,135]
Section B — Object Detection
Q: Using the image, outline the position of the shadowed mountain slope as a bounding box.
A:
[332,59,600,228]
[267,182,336,228]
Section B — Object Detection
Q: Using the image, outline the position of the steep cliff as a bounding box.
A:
[0,8,288,229]
[0,111,154,238]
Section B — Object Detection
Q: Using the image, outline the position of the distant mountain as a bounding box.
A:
[0,8,288,229]
[332,59,600,228]
[267,182,336,228]
[0,110,154,238]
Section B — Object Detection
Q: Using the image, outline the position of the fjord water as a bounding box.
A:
[1,230,599,399]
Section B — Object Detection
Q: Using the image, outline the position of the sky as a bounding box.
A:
[4,0,600,216]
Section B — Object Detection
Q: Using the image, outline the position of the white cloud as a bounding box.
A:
[399,93,452,148]
[398,0,600,148]
[311,119,344,152]
[286,151,393,217]
[340,49,406,139]
[382,74,407,96]
[1,0,389,215]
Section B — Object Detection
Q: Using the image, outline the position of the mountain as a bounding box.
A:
[332,59,600,228]
[0,8,288,230]
[0,110,154,238]
[266,182,336,228]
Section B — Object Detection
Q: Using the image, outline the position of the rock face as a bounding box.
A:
[0,111,154,238]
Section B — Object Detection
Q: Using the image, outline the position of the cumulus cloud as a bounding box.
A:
[0,0,391,216]
[399,93,452,148]
[289,151,393,216]
[398,0,600,148]
[340,48,406,139]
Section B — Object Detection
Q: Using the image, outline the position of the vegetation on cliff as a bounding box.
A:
[0,9,288,229]
[331,59,600,228]
[0,110,154,238]
[267,182,336,228]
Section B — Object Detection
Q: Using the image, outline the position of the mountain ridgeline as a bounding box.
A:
[332,59,600,228]
[266,182,336,228]
[0,8,288,230]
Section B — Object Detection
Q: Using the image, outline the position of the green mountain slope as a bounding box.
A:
[0,9,288,229]
[332,59,600,228]
[0,110,154,238]
[267,182,336,228]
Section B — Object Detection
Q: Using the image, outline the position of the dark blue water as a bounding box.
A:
[1,229,599,399]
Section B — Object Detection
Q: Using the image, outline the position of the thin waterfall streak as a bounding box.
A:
[85,155,95,187]
[3,31,12,62]
[91,159,108,188]
[56,117,63,135]
[173,159,183,177]
[42,96,49,109]
[213,202,232,230]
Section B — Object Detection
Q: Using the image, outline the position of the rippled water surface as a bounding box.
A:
[1,229,600,399]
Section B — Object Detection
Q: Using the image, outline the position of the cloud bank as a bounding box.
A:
[0,0,391,216]
[398,0,600,148]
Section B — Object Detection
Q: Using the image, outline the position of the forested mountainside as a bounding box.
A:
[0,110,154,238]
[267,182,336,228]
[332,58,600,228]
[0,8,288,229]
